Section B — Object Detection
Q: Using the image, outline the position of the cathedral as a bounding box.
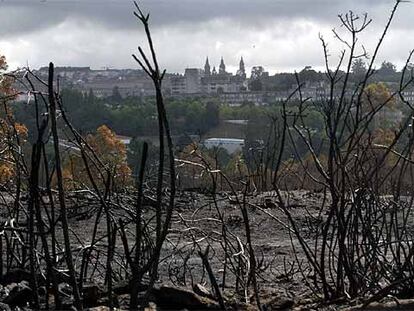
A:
[200,57,247,94]
[169,57,248,95]
[204,57,246,78]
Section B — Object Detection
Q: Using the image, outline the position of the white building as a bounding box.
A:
[203,138,245,154]
[115,135,133,145]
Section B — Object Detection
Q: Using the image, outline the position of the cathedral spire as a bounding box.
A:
[240,57,245,71]
[219,57,226,75]
[204,57,211,75]
[237,56,246,78]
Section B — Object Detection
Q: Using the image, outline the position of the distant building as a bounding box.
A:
[219,92,264,106]
[203,138,245,154]
[204,57,211,75]
[25,62,357,106]
[170,74,186,95]
[169,57,247,96]
[31,66,171,98]
[288,81,329,101]
[115,135,133,145]
[224,119,248,125]
[219,57,227,75]
[201,57,246,94]
[402,89,414,102]
[184,68,204,93]
[236,57,247,79]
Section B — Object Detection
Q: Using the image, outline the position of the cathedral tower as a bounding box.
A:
[204,57,211,75]
[219,57,226,75]
[237,56,246,78]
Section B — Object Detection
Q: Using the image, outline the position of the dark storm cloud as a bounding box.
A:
[0,0,412,72]
[0,0,405,38]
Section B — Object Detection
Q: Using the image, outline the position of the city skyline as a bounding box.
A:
[0,0,413,73]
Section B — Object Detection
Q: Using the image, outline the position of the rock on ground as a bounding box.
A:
[151,285,220,310]
[3,281,33,306]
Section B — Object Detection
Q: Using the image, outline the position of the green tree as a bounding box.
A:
[249,66,265,91]
[111,86,123,102]
[351,58,367,77]
[205,101,219,128]
[377,61,397,76]
[298,66,322,82]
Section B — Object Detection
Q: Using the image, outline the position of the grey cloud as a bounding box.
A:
[0,0,412,72]
[0,0,408,39]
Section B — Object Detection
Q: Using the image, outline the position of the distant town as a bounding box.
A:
[20,57,414,109]
[13,58,361,106]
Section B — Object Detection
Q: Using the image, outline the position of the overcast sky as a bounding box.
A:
[0,0,413,74]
